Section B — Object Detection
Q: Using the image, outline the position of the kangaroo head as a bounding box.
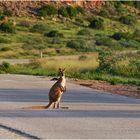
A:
[58,68,65,77]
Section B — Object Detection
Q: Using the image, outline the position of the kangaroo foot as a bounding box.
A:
[60,106,69,109]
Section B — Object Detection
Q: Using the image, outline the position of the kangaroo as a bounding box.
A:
[45,68,66,109]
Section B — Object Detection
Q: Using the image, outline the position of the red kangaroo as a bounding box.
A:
[45,68,66,109]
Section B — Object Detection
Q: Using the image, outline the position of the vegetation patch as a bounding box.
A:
[89,17,104,29]
[38,4,57,17]
[0,22,16,33]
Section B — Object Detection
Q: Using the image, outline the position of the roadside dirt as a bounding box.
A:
[69,78,140,99]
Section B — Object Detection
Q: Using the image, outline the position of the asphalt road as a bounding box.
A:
[0,74,140,139]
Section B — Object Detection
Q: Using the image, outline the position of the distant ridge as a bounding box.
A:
[0,0,105,16]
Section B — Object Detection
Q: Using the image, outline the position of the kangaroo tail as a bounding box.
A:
[45,102,53,109]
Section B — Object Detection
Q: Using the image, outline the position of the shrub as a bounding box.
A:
[98,9,109,18]
[44,30,63,38]
[58,6,68,17]
[132,29,140,41]
[113,1,126,14]
[77,29,92,36]
[0,22,16,33]
[79,55,87,61]
[0,47,12,51]
[30,23,50,33]
[66,6,77,18]
[97,50,119,73]
[0,62,11,73]
[133,1,140,9]
[76,6,85,15]
[129,59,140,71]
[117,58,140,78]
[3,10,13,16]
[75,18,84,24]
[66,40,89,51]
[89,18,104,29]
[119,39,140,48]
[119,15,137,25]
[122,1,140,10]
[111,32,131,40]
[95,34,117,47]
[111,32,122,40]
[114,1,122,9]
[38,4,57,17]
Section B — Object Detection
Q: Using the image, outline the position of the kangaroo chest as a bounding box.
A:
[60,77,66,88]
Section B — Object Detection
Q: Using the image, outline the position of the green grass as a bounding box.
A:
[1,55,139,86]
[6,64,140,86]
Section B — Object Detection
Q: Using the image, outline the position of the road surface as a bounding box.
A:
[0,74,140,139]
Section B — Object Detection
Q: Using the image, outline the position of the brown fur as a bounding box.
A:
[45,68,66,109]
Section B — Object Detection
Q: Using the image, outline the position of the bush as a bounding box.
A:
[2,62,10,69]
[79,55,87,61]
[66,40,89,51]
[0,47,12,51]
[76,6,85,15]
[89,18,104,29]
[95,34,117,47]
[77,29,92,36]
[38,4,57,17]
[119,39,140,48]
[66,6,77,18]
[122,1,140,10]
[111,32,131,40]
[97,50,119,74]
[0,62,11,73]
[0,22,16,33]
[30,23,50,33]
[58,6,68,17]
[129,59,140,71]
[44,30,63,38]
[119,15,137,25]
[132,29,140,41]
[133,1,140,9]
[3,10,13,16]
[75,18,84,24]
[98,9,109,18]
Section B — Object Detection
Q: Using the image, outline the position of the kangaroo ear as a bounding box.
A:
[62,68,66,71]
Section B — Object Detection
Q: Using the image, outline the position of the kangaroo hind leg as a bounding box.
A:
[45,101,53,109]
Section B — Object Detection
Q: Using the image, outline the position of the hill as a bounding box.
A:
[0,1,140,87]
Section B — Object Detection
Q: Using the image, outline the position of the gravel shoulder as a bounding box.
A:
[69,78,140,99]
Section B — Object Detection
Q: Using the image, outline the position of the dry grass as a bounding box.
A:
[30,54,98,71]
[0,51,17,58]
